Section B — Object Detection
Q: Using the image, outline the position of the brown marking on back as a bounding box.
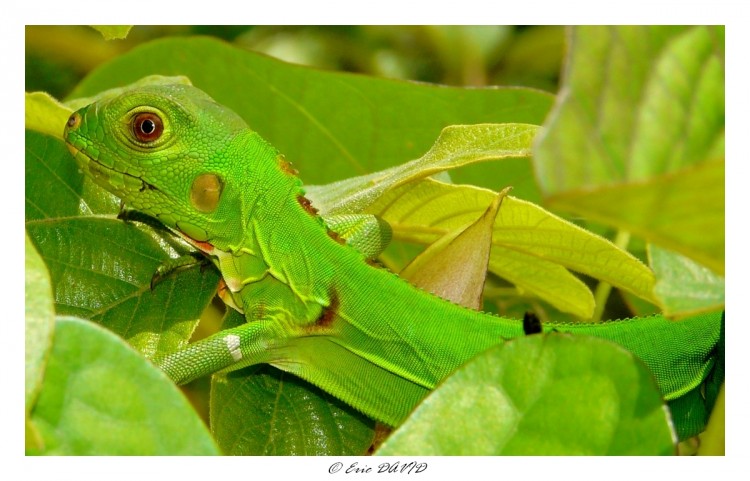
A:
[277,154,299,176]
[366,258,385,268]
[326,228,347,245]
[249,303,265,321]
[307,289,339,333]
[297,195,319,216]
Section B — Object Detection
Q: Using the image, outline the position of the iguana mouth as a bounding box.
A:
[65,141,159,193]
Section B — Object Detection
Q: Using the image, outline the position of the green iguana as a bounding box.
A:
[63,82,724,441]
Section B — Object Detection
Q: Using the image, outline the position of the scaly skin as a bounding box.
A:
[64,83,723,439]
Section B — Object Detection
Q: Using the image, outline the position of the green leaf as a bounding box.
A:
[68,36,554,189]
[212,367,375,455]
[90,25,132,40]
[27,216,220,357]
[210,310,375,455]
[376,334,675,455]
[534,26,724,274]
[65,74,192,111]
[25,91,72,139]
[25,130,220,357]
[373,179,656,318]
[25,129,120,219]
[649,244,725,317]
[25,234,55,417]
[29,317,219,455]
[306,124,538,215]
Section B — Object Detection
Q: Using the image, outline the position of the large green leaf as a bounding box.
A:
[25,233,55,442]
[29,317,219,455]
[210,310,375,455]
[27,216,220,356]
[376,334,675,455]
[534,26,724,274]
[649,244,725,317]
[68,36,554,197]
[212,368,375,455]
[24,129,120,217]
[25,130,220,356]
[25,91,71,139]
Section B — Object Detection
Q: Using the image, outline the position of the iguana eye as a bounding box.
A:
[66,112,81,130]
[132,112,164,143]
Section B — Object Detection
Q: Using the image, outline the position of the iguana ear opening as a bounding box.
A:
[190,173,223,213]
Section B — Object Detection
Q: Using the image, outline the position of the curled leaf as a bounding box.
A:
[402,187,512,309]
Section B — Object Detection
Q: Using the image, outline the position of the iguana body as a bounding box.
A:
[64,83,723,439]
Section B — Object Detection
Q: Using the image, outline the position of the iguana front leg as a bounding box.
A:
[150,252,210,290]
[151,213,390,290]
[322,214,392,260]
[153,320,279,384]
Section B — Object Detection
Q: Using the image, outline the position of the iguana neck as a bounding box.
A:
[211,129,312,254]
[214,128,345,318]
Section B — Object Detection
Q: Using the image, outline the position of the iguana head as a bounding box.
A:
[64,83,276,247]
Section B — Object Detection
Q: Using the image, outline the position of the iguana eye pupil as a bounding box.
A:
[132,112,164,143]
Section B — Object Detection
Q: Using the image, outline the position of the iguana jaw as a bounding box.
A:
[63,108,166,207]
[65,138,215,243]
[65,139,158,198]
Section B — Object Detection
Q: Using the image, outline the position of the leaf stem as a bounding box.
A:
[591,230,631,322]
[697,383,725,456]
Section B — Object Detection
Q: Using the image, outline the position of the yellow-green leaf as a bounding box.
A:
[25,91,72,139]
[698,384,725,456]
[29,317,219,455]
[649,244,724,317]
[308,123,538,215]
[371,179,657,319]
[547,159,724,275]
[25,233,55,417]
[534,26,724,274]
[90,25,132,40]
[402,187,511,309]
